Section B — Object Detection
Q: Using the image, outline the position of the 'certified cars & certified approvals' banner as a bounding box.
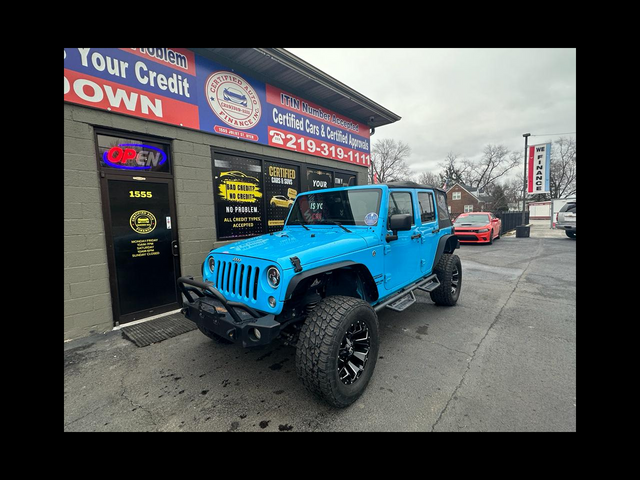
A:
[64,48,370,166]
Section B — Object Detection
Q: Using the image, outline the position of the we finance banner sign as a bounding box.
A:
[64,48,370,167]
[527,143,551,194]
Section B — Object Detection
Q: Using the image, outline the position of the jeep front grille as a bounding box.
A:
[215,260,260,301]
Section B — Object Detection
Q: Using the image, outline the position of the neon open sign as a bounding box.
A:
[103,144,167,170]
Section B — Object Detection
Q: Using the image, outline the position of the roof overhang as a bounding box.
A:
[189,48,401,130]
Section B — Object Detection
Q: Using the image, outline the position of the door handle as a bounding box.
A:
[171,240,179,257]
[411,233,422,240]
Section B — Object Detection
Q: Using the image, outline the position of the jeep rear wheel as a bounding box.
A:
[296,295,379,408]
[430,253,462,306]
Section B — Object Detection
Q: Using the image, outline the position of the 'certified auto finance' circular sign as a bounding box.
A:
[205,71,262,130]
[130,210,157,234]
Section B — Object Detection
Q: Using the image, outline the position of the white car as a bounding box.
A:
[555,202,576,238]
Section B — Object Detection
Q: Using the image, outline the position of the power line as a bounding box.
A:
[530,131,576,137]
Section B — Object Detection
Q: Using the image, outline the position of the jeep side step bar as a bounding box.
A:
[386,291,417,312]
[374,274,440,312]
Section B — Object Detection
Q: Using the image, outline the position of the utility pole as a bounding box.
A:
[521,133,531,225]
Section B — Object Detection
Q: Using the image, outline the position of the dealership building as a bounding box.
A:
[64,48,400,340]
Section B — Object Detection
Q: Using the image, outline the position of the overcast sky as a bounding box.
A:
[286,48,576,180]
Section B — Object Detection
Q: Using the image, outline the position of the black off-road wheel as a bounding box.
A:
[296,295,379,408]
[197,324,233,344]
[430,253,462,306]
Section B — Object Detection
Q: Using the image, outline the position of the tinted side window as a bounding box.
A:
[388,192,414,225]
[435,191,452,228]
[418,192,436,223]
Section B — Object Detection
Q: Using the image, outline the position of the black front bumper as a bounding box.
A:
[177,276,281,348]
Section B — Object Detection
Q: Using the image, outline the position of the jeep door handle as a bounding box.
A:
[411,233,422,240]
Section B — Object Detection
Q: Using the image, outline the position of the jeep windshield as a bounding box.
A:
[287,189,382,227]
[454,214,490,226]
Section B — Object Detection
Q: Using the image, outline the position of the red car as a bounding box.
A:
[453,212,501,244]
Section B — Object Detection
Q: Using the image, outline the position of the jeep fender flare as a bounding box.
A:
[432,234,460,271]
[284,261,379,303]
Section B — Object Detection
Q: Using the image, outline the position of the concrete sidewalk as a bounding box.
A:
[504,219,570,239]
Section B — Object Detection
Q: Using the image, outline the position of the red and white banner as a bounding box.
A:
[527,143,551,194]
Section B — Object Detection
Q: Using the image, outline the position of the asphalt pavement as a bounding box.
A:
[64,223,576,432]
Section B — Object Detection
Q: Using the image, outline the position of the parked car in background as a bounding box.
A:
[453,212,501,244]
[555,202,576,238]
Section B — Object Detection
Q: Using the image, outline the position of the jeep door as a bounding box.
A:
[383,190,422,292]
[416,190,440,274]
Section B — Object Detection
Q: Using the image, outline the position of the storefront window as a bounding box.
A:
[307,168,333,190]
[264,161,300,233]
[97,133,171,173]
[213,153,264,240]
[212,150,358,241]
[334,172,357,188]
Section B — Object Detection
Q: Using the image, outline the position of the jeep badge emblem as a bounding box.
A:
[232,257,242,262]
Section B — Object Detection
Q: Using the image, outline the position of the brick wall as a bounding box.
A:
[447,184,480,216]
[64,107,112,340]
[64,104,368,340]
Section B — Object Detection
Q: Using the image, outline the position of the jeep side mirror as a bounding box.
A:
[386,214,412,242]
[388,214,412,232]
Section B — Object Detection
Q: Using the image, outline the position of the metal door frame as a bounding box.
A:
[100,174,182,325]
[94,128,181,326]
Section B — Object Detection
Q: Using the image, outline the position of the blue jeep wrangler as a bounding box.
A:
[178,182,461,407]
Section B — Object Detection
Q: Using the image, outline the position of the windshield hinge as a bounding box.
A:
[290,256,302,273]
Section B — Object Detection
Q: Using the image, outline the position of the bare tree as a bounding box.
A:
[503,176,525,210]
[415,170,441,187]
[369,139,412,183]
[465,144,519,191]
[438,152,468,187]
[483,183,510,212]
[549,137,576,198]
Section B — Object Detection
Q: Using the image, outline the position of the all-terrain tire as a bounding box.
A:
[430,253,462,306]
[296,295,379,408]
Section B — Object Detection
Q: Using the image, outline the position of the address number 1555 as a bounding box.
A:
[129,190,152,198]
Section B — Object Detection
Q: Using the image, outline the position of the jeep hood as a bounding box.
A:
[213,228,369,269]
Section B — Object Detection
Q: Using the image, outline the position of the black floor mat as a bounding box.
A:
[120,313,196,347]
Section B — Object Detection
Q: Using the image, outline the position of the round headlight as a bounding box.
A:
[267,266,280,288]
[207,257,215,273]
